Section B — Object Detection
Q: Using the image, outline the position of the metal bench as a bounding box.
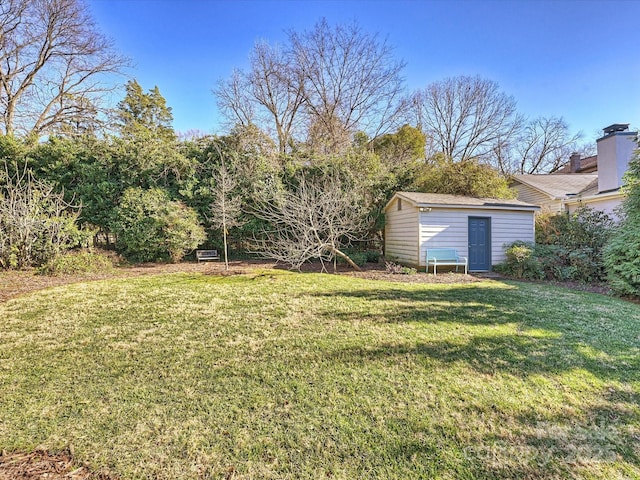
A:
[196,249,220,262]
[425,248,468,275]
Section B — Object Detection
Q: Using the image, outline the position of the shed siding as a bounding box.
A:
[513,184,562,213]
[418,208,535,268]
[384,199,419,265]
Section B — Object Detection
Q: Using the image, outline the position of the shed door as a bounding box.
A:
[468,217,491,271]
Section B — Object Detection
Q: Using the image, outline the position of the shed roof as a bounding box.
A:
[510,174,598,199]
[389,192,539,211]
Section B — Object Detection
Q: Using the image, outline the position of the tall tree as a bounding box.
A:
[291,19,406,152]
[495,116,583,174]
[412,154,516,199]
[215,42,305,154]
[0,0,127,137]
[215,19,407,155]
[372,124,426,165]
[413,75,522,163]
[115,80,175,142]
[112,80,191,191]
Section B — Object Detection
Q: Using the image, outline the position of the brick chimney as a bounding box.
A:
[596,124,638,193]
[569,152,581,173]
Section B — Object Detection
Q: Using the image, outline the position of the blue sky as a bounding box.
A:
[88,0,640,143]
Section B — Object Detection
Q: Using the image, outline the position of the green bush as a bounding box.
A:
[605,151,640,297]
[495,242,544,280]
[530,207,614,283]
[604,219,640,297]
[38,250,115,276]
[363,250,380,263]
[113,187,206,263]
[337,251,368,267]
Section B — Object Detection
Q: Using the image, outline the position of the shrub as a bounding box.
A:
[0,170,89,269]
[385,261,417,275]
[605,151,640,297]
[338,249,378,267]
[531,207,614,283]
[113,187,206,263]
[496,242,543,280]
[38,250,115,276]
[604,219,640,297]
[364,249,381,263]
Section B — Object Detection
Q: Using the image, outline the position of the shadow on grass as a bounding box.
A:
[313,283,640,477]
[311,284,640,383]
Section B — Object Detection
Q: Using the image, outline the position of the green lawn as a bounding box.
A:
[1,270,639,479]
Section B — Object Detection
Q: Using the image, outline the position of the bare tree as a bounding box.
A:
[413,75,522,163]
[215,19,407,155]
[495,116,582,174]
[215,42,305,155]
[251,172,371,272]
[208,147,244,271]
[215,69,256,129]
[290,19,407,152]
[0,0,128,137]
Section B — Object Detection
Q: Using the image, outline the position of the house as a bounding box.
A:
[384,192,539,271]
[511,124,638,219]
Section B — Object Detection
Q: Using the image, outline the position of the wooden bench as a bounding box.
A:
[196,249,220,262]
[425,248,468,275]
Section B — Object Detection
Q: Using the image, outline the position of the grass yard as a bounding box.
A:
[0,269,639,479]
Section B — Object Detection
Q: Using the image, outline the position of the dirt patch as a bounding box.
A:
[0,450,114,479]
[0,260,488,304]
[0,260,276,303]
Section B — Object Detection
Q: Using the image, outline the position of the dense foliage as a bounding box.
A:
[113,188,205,263]
[604,150,640,296]
[498,207,615,282]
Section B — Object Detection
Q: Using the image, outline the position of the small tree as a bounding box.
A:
[208,149,244,270]
[251,172,371,272]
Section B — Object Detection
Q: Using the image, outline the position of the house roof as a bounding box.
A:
[510,174,598,199]
[554,154,598,174]
[389,192,539,211]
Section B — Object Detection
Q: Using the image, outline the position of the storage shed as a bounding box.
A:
[384,192,539,271]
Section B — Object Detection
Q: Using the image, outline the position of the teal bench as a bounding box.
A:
[425,248,468,275]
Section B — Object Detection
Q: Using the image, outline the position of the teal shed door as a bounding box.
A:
[468,217,491,271]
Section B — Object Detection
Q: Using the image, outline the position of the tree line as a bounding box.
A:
[0,0,599,272]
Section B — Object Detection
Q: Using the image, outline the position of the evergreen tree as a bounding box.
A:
[604,147,640,296]
[115,80,176,142]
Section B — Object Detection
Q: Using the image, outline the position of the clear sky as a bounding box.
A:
[87,0,640,143]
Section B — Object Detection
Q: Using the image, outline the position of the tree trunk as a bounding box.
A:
[332,247,361,271]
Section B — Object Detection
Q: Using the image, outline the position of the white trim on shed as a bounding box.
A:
[384,192,539,270]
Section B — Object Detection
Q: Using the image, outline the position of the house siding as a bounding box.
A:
[384,199,420,266]
[512,183,562,213]
[418,208,535,268]
[567,196,623,221]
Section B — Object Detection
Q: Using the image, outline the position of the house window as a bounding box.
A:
[397,199,402,211]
